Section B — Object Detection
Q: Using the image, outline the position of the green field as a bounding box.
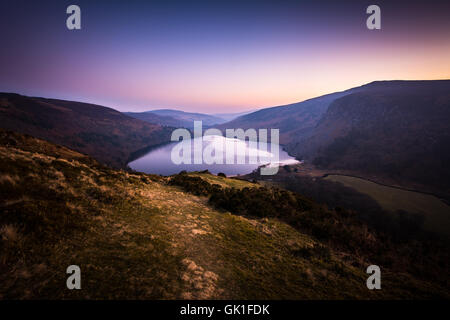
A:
[186,172,256,189]
[324,175,450,237]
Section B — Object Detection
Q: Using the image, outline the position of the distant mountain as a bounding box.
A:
[287,80,450,196]
[212,110,254,122]
[151,109,227,126]
[126,109,228,129]
[0,93,173,168]
[217,90,356,144]
[124,111,184,128]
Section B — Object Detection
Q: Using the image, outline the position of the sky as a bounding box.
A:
[1,0,449,113]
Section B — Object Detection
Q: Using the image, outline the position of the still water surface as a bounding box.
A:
[128,135,298,176]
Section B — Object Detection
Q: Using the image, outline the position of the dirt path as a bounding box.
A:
[137,182,225,299]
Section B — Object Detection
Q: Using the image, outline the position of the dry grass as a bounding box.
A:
[0,225,19,242]
[0,131,448,300]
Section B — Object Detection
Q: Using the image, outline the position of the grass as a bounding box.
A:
[0,130,448,299]
[324,175,450,236]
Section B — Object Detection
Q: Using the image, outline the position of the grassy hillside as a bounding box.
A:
[243,165,450,238]
[0,130,448,299]
[0,93,173,168]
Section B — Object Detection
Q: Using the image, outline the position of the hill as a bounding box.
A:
[0,130,448,299]
[123,111,184,128]
[218,90,355,144]
[0,93,173,168]
[288,80,450,197]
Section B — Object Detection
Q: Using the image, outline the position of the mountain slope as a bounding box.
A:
[218,90,355,144]
[124,111,189,128]
[0,130,448,299]
[288,80,450,196]
[0,93,173,168]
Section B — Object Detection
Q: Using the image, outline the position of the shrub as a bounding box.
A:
[168,172,450,284]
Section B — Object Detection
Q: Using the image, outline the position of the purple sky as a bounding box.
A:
[1,0,449,112]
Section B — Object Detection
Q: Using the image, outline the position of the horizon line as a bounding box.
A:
[2,78,449,115]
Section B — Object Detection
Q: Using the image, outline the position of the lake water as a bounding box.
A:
[128,135,298,176]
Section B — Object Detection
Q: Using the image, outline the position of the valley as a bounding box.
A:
[2,0,449,304]
[0,80,449,300]
[126,109,250,129]
[324,175,450,237]
[243,162,450,238]
[0,130,448,299]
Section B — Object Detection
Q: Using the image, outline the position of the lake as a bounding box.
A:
[128,135,298,176]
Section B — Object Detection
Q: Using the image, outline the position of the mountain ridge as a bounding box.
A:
[0,93,173,168]
[217,89,357,145]
[287,80,450,197]
[127,109,230,129]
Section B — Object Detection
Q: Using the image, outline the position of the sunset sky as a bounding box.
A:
[1,0,449,112]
